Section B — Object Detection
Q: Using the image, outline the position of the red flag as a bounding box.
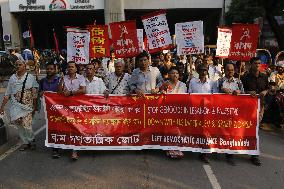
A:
[110,20,140,58]
[53,29,60,53]
[28,21,34,48]
[228,24,259,61]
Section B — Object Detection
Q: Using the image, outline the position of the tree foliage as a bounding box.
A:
[226,0,284,50]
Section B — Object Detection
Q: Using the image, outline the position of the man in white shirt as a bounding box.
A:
[105,59,130,95]
[217,63,245,166]
[188,63,217,164]
[188,64,218,94]
[85,63,109,96]
[58,61,86,161]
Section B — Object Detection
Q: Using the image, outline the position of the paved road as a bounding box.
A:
[0,108,283,189]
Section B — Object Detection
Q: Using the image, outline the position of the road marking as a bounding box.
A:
[203,164,222,189]
[0,125,46,161]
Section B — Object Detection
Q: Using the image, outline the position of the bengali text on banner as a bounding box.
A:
[44,93,259,155]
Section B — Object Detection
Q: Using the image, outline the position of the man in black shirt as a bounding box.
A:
[241,57,268,166]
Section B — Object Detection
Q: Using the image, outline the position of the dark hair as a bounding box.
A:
[159,67,169,76]
[86,63,95,68]
[67,61,76,65]
[176,62,185,67]
[136,51,150,61]
[197,63,208,72]
[225,63,234,70]
[168,66,179,73]
[236,60,244,68]
[45,63,56,68]
[268,81,276,86]
[91,59,101,65]
[250,57,260,64]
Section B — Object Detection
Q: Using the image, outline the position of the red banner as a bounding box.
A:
[88,25,110,58]
[44,93,259,155]
[228,24,259,61]
[110,20,140,58]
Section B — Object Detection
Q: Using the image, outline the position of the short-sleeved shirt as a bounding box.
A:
[5,73,38,96]
[39,76,60,92]
[241,72,268,94]
[208,64,223,81]
[217,77,245,94]
[85,76,106,94]
[105,72,130,95]
[63,73,86,92]
[129,66,163,93]
[188,78,217,94]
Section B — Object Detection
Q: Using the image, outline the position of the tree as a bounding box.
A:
[226,0,284,50]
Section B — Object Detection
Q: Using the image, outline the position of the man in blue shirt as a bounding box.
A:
[39,63,61,158]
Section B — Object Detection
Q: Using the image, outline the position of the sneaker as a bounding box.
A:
[52,151,61,159]
[71,151,79,161]
[199,154,210,164]
[260,123,273,131]
[19,144,30,151]
[250,157,261,166]
[29,143,36,150]
[226,157,236,166]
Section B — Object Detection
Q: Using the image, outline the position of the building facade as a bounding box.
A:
[0,0,231,50]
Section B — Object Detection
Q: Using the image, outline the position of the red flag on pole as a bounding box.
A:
[28,20,34,48]
[53,29,60,53]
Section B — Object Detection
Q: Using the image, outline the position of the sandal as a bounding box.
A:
[166,150,184,159]
[71,151,79,161]
[19,144,30,151]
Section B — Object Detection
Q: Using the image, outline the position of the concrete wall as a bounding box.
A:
[0,0,21,50]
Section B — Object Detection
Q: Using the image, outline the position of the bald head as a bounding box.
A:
[225,64,235,78]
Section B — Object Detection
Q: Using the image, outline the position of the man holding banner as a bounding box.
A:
[130,51,163,97]
[241,57,268,166]
[218,63,245,166]
[58,61,86,160]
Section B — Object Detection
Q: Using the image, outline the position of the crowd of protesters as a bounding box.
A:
[1,48,284,166]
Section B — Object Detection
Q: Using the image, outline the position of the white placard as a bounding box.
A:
[142,11,172,50]
[22,31,30,39]
[216,28,232,57]
[67,28,90,64]
[175,21,204,55]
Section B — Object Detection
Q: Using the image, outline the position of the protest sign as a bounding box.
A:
[67,27,90,64]
[175,21,204,55]
[44,93,259,155]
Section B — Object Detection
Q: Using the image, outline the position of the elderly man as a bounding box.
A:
[241,57,269,166]
[0,60,38,151]
[105,59,130,95]
[130,51,163,97]
[218,63,244,166]
[58,61,86,161]
[188,63,217,164]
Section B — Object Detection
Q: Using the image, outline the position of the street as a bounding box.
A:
[0,110,283,189]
